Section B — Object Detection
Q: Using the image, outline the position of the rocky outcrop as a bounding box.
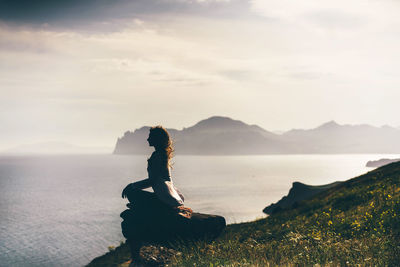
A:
[263,181,342,215]
[121,205,226,245]
[366,158,400,168]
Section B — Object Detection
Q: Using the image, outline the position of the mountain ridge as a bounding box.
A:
[113,116,400,154]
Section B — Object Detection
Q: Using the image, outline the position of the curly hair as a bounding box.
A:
[149,126,174,163]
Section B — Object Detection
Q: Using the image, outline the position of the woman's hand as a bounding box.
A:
[122,183,133,199]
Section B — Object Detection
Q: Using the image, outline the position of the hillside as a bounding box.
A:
[263,181,343,215]
[113,116,400,155]
[87,162,400,266]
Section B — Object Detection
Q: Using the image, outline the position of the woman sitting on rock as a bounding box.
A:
[121,126,191,262]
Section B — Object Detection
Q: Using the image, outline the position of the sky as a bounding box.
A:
[1,0,400,150]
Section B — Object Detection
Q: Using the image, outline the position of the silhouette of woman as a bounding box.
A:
[121,126,188,261]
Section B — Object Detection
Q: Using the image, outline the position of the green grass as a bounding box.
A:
[87,162,400,266]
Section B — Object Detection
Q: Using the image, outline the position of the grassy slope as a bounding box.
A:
[88,162,400,266]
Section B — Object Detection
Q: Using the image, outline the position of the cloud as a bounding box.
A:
[250,0,400,29]
[2,0,400,148]
[0,0,250,29]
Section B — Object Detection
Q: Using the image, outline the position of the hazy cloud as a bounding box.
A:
[0,0,250,28]
[250,0,400,29]
[305,9,365,29]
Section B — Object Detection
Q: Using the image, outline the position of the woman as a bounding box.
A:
[121,126,188,262]
[122,126,184,207]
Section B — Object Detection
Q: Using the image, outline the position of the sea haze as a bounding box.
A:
[1,154,399,266]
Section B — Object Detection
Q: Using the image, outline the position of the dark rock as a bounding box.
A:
[121,206,226,245]
[263,181,342,215]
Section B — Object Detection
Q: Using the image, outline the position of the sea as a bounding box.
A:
[0,154,398,267]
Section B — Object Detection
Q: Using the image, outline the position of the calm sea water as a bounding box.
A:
[0,154,398,267]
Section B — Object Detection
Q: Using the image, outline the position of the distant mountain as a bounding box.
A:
[281,121,400,153]
[3,141,111,155]
[114,116,290,155]
[113,116,400,155]
[366,158,400,168]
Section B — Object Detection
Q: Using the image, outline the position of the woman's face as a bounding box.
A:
[147,133,155,147]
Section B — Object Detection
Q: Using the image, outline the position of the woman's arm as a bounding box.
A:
[121,178,153,198]
[131,179,152,189]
